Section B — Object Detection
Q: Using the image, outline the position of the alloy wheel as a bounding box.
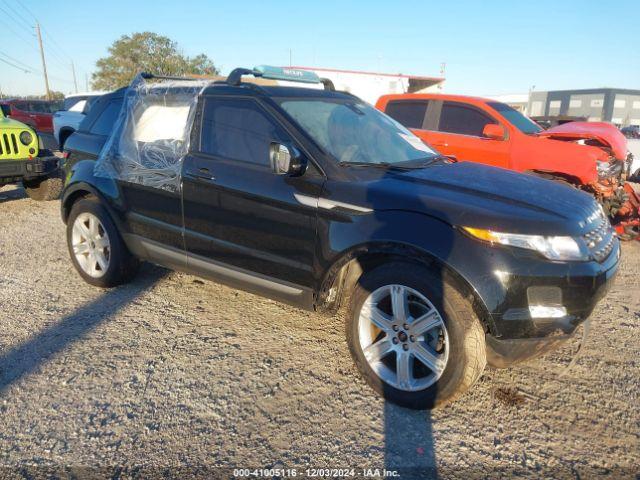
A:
[358,284,449,392]
[71,212,111,278]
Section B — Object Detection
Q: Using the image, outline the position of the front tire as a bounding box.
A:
[66,198,139,288]
[347,262,486,409]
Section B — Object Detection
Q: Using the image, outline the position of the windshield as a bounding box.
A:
[278,98,438,165]
[487,101,542,134]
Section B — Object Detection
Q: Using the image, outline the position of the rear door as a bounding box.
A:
[428,101,510,168]
[181,95,323,306]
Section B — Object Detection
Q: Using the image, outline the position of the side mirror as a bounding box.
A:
[270,143,307,176]
[482,124,506,140]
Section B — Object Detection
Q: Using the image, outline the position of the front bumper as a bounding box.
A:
[448,232,620,367]
[0,155,59,185]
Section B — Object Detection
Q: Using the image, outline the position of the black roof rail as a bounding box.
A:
[139,72,205,82]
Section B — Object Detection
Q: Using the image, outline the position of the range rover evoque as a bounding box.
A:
[60,66,620,409]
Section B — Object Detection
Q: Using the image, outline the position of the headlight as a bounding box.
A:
[19,131,33,145]
[596,160,620,179]
[462,227,587,261]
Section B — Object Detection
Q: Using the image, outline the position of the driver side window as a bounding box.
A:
[200,98,291,167]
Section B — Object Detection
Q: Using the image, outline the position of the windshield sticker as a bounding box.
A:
[400,134,436,154]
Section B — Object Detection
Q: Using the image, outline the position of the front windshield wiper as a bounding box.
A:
[340,161,415,171]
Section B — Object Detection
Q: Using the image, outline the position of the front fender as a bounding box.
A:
[317,209,499,334]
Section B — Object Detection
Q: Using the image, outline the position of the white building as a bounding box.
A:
[285,66,445,105]
[484,93,530,114]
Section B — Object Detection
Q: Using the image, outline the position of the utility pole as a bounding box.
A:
[71,61,78,93]
[35,22,51,100]
[85,73,89,92]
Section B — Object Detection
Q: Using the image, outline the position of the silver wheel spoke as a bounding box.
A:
[361,302,394,332]
[73,242,90,255]
[391,285,409,321]
[411,310,441,335]
[94,236,110,249]
[396,351,412,389]
[94,251,108,272]
[413,344,446,376]
[363,339,393,363]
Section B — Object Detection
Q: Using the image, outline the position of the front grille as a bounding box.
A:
[0,133,19,157]
[583,216,616,262]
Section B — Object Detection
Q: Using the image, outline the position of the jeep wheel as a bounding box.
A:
[23,173,63,201]
[67,198,139,288]
[347,262,486,409]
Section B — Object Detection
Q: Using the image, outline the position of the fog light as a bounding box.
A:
[529,305,567,318]
[527,286,566,318]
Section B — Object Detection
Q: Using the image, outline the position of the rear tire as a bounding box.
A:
[346,262,486,409]
[23,173,63,201]
[66,198,139,288]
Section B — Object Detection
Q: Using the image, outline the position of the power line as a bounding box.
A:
[0,0,31,30]
[0,49,39,72]
[0,16,37,50]
[1,0,32,28]
[0,56,30,72]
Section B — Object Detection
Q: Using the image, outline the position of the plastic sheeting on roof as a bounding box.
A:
[94,73,208,193]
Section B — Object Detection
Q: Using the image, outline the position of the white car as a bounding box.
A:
[53,92,107,149]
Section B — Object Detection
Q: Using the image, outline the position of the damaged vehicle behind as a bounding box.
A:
[376,93,640,240]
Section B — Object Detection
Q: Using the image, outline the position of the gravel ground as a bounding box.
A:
[0,184,638,479]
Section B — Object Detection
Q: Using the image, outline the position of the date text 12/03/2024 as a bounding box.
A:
[233,468,400,477]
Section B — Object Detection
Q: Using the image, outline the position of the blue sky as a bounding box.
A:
[0,0,637,97]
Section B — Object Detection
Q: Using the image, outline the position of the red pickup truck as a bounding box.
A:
[0,99,62,134]
[376,93,639,238]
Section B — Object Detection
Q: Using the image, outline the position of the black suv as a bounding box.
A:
[60,67,619,409]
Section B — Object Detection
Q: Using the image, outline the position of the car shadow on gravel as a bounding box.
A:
[0,265,167,395]
[0,186,27,203]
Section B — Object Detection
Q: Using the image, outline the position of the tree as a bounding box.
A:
[92,32,219,90]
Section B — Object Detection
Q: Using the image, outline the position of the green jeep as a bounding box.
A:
[0,107,61,200]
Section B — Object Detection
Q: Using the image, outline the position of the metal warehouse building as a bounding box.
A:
[528,88,640,126]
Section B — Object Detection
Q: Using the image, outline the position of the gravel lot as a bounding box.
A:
[0,184,638,478]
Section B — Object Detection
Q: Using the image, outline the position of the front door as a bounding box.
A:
[181,96,323,307]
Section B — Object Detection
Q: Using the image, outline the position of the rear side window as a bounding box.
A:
[438,102,496,137]
[89,100,123,136]
[384,100,428,129]
[200,98,289,166]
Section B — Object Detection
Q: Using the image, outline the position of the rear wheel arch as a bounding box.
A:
[62,186,100,223]
[317,242,495,335]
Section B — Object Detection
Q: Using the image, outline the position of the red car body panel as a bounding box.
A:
[375,93,620,185]
[538,122,627,160]
[1,100,56,134]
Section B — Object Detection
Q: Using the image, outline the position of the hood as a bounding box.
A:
[340,162,599,237]
[537,122,627,160]
[0,116,32,131]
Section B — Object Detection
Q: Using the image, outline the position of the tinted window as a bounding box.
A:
[384,101,428,129]
[438,102,496,136]
[89,100,123,136]
[1,104,10,116]
[201,98,289,166]
[487,102,542,134]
